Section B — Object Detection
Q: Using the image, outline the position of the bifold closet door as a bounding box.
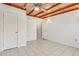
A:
[0,11,3,51]
[4,12,18,49]
[18,15,27,47]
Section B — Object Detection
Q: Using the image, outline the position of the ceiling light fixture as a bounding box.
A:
[46,17,52,23]
[33,3,47,12]
[34,6,40,11]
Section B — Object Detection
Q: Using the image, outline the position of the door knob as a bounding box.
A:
[15,32,18,33]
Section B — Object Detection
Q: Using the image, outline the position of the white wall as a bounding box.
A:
[47,10,79,48]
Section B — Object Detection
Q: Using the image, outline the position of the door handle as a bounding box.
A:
[15,32,18,33]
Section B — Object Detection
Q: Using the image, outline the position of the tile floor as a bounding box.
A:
[0,39,79,56]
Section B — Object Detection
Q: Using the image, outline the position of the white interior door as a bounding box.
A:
[42,23,48,40]
[18,14,27,47]
[37,22,42,40]
[4,12,18,49]
[27,19,37,41]
[0,11,4,51]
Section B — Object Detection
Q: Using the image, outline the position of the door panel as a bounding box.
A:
[4,12,18,49]
[0,11,3,51]
[27,19,37,41]
[18,15,27,47]
[42,23,48,40]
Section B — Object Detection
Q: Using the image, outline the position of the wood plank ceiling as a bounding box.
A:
[3,3,79,19]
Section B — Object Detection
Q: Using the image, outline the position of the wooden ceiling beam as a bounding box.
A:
[39,3,78,18]
[3,3,11,5]
[27,9,34,15]
[42,8,79,19]
[24,3,27,7]
[3,3,26,10]
[27,3,47,15]
[3,3,43,19]
[27,14,43,19]
[3,3,43,18]
[33,3,61,16]
[23,3,27,10]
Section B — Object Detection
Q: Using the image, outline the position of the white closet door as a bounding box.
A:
[4,12,18,49]
[0,11,3,51]
[18,15,27,47]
